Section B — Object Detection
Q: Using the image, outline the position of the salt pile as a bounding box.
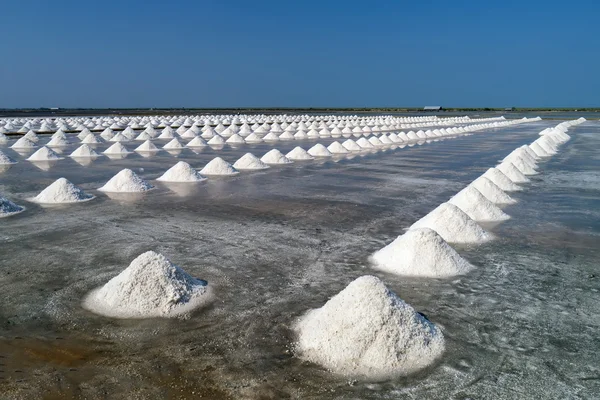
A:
[263,132,280,141]
[342,139,362,152]
[82,251,211,318]
[368,136,385,147]
[163,138,185,149]
[200,157,239,176]
[186,137,208,147]
[207,135,225,145]
[307,144,332,157]
[371,228,473,278]
[244,133,263,143]
[157,161,206,182]
[504,154,538,175]
[82,134,104,144]
[110,132,129,142]
[23,130,40,143]
[356,137,375,149]
[98,169,154,192]
[470,177,516,206]
[11,137,37,149]
[448,186,510,222]
[135,140,160,153]
[46,135,70,147]
[26,146,64,161]
[104,142,131,155]
[70,144,100,158]
[497,161,530,184]
[31,178,95,204]
[327,141,349,154]
[0,196,25,218]
[286,146,314,161]
[0,150,16,165]
[529,142,550,158]
[481,168,522,191]
[410,203,492,244]
[225,133,245,144]
[294,275,445,380]
[233,153,270,170]
[261,149,293,164]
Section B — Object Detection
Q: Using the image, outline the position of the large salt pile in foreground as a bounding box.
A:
[294,275,444,380]
[233,153,270,170]
[371,228,473,278]
[98,169,154,192]
[448,186,510,222]
[0,196,25,218]
[83,251,212,318]
[157,161,206,182]
[31,178,95,204]
[410,203,492,244]
[200,157,239,176]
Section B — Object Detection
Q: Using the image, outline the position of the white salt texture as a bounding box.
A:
[497,161,530,184]
[70,144,100,158]
[82,251,211,319]
[470,177,516,206]
[327,141,349,154]
[481,168,522,192]
[233,153,270,170]
[0,196,25,218]
[200,157,239,176]
[286,147,314,161]
[0,150,16,165]
[98,169,154,192]
[157,161,206,182]
[410,203,493,244]
[163,138,185,149]
[103,142,131,155]
[186,137,208,147]
[307,144,332,157]
[342,139,362,152]
[294,275,445,380]
[371,228,474,278]
[31,178,95,204]
[448,186,510,222]
[261,149,293,164]
[11,137,37,149]
[135,140,160,152]
[27,146,64,161]
[356,137,375,149]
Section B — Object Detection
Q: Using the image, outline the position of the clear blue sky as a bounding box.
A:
[1,0,599,108]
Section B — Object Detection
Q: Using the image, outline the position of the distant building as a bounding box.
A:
[423,106,442,111]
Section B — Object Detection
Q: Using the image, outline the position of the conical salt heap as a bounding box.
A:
[82,251,211,319]
[200,157,239,176]
[286,146,314,161]
[233,153,270,170]
[46,135,70,147]
[356,137,375,149]
[261,149,293,164]
[368,136,385,147]
[504,154,538,175]
[0,150,16,165]
[163,138,185,149]
[109,132,129,142]
[157,161,206,182]
[27,146,64,161]
[481,168,522,192]
[98,169,153,192]
[82,134,104,144]
[294,275,445,380]
[448,186,510,222]
[11,137,37,149]
[470,177,516,206]
[0,196,25,218]
[70,144,101,158]
[226,133,245,144]
[104,142,131,155]
[307,143,332,157]
[135,140,160,153]
[371,228,474,278]
[207,135,225,145]
[327,141,349,154]
[529,142,550,158]
[410,203,493,244]
[32,178,95,204]
[244,132,263,143]
[497,161,530,184]
[342,139,362,152]
[23,130,40,143]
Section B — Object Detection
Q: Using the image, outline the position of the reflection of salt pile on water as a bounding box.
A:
[31,178,95,204]
[410,203,493,244]
[83,251,211,318]
[294,275,444,380]
[371,228,473,278]
[200,157,239,176]
[233,153,270,170]
[261,149,292,164]
[448,186,510,222]
[157,161,206,182]
[0,196,25,218]
[27,146,64,161]
[286,146,314,161]
[98,169,154,192]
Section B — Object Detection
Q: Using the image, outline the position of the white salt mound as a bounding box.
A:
[0,150,16,165]
[327,141,349,154]
[233,153,270,170]
[448,186,510,222]
[410,203,492,244]
[0,196,25,218]
[70,144,100,158]
[11,137,37,149]
[98,169,154,192]
[32,178,95,204]
[342,139,362,152]
[497,161,530,184]
[186,137,208,147]
[481,168,522,192]
[294,275,445,380]
[307,143,332,157]
[103,142,131,155]
[82,251,211,319]
[46,135,70,147]
[207,135,225,145]
[157,161,206,182]
[286,146,314,161]
[505,155,538,175]
[470,177,516,206]
[261,149,293,164]
[529,142,550,158]
[371,228,473,278]
[200,157,239,176]
[27,146,64,161]
[135,140,160,153]
[163,138,185,149]
[82,134,103,144]
[356,137,375,149]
